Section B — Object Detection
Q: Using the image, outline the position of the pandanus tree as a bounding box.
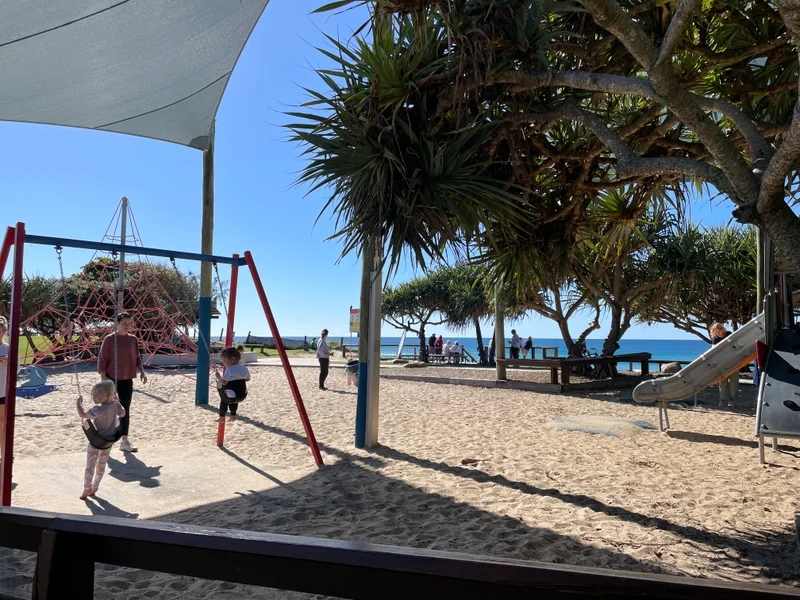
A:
[287,16,525,278]
[575,187,676,375]
[478,198,602,361]
[638,224,758,341]
[382,273,449,360]
[437,263,493,359]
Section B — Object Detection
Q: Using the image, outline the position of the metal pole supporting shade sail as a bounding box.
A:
[0,0,270,150]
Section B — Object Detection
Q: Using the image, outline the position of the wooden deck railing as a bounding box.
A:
[1,508,798,600]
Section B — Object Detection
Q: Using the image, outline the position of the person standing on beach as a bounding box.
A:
[98,312,147,453]
[428,333,437,356]
[523,336,533,359]
[509,329,521,360]
[317,329,330,390]
[710,323,738,408]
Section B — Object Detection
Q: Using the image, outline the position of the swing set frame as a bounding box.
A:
[0,222,323,507]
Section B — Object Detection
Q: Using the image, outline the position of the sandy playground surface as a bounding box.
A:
[1,363,799,598]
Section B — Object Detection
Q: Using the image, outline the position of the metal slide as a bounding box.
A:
[633,312,765,404]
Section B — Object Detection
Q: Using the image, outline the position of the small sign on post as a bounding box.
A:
[349,307,360,333]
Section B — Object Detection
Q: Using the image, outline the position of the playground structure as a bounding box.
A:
[0,221,324,507]
[633,313,766,430]
[633,240,800,464]
[10,200,239,373]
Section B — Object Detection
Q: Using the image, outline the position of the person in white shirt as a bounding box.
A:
[215,347,250,422]
[317,329,330,390]
[452,341,462,364]
[509,329,522,360]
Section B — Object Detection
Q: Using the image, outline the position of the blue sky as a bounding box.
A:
[1,1,735,342]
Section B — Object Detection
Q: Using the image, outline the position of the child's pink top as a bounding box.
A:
[86,401,125,438]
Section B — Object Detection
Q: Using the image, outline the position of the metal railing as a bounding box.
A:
[344,345,479,363]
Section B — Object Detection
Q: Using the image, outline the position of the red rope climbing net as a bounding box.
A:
[18,200,212,370]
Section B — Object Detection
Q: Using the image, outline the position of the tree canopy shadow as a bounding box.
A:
[369,444,800,582]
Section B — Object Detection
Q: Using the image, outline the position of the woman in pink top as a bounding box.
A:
[97,312,147,452]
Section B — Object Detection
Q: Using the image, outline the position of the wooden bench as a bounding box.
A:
[244,332,271,354]
[497,352,651,385]
[0,507,796,600]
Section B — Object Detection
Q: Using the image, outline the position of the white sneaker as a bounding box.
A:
[119,439,138,452]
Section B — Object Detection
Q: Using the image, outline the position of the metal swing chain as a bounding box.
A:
[56,246,82,397]
[111,251,120,393]
[213,262,229,322]
[171,257,212,360]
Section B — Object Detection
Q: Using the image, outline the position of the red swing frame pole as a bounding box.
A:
[244,251,323,467]
[2,222,25,506]
[217,254,240,448]
[225,254,239,347]
[0,226,14,275]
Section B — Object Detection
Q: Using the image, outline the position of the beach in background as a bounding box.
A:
[234,336,711,364]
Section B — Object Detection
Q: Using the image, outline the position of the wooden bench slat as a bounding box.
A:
[0,508,796,600]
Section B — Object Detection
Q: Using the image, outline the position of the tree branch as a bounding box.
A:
[493,70,769,163]
[522,103,737,198]
[621,276,670,304]
[657,0,703,66]
[760,1,800,213]
[579,0,762,204]
[688,34,789,64]
[759,106,800,212]
[575,270,613,307]
[564,290,590,321]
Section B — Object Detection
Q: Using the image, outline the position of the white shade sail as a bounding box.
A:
[0,0,270,150]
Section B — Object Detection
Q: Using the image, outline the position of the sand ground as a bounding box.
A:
[1,363,799,599]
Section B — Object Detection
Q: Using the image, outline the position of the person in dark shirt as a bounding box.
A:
[98,312,147,452]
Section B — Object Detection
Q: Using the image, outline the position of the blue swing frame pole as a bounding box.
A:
[24,235,245,266]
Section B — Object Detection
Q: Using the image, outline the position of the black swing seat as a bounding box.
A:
[82,420,122,450]
[219,379,248,404]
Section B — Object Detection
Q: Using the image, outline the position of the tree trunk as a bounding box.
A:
[24,331,39,356]
[556,318,577,357]
[418,327,428,363]
[592,305,622,378]
[474,317,485,365]
[747,198,800,280]
[567,313,601,376]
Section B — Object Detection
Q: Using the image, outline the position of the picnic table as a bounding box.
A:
[496,352,651,384]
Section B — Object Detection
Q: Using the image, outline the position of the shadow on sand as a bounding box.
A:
[107,453,161,489]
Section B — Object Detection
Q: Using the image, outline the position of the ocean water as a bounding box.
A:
[234,335,709,363]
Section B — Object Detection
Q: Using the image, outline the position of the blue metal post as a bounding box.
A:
[355,360,367,448]
[196,122,215,406]
[195,296,212,405]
